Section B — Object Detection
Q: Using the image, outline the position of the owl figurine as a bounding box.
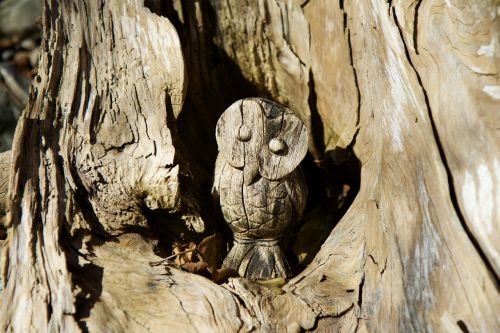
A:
[213,98,308,280]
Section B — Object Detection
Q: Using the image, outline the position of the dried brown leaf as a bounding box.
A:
[172,242,197,266]
[197,233,225,268]
[181,261,209,275]
[211,268,239,284]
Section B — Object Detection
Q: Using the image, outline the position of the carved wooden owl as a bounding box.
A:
[213,98,308,280]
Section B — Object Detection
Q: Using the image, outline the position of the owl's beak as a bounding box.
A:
[243,161,260,186]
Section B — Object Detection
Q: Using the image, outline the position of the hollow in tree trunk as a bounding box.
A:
[0,0,498,332]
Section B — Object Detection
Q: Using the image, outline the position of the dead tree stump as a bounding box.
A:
[0,0,498,332]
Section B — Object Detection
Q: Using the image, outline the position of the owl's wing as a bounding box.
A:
[258,100,308,181]
[212,154,225,203]
[284,168,308,219]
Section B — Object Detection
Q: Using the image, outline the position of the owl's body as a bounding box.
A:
[213,98,308,280]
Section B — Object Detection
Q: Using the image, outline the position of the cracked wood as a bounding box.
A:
[214,98,308,280]
[0,0,498,332]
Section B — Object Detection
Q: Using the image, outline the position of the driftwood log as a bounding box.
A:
[0,0,499,332]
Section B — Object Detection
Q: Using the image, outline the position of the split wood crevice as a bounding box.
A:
[0,0,498,332]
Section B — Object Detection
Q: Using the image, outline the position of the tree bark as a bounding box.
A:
[0,0,498,332]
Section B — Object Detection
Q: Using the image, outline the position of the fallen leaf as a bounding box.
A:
[211,267,238,283]
[197,233,225,268]
[168,235,236,284]
[172,242,197,266]
[296,252,307,265]
[181,261,210,275]
[256,277,286,288]
[256,277,286,295]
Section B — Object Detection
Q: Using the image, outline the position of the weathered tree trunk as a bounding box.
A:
[0,0,498,332]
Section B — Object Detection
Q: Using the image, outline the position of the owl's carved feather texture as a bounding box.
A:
[213,98,308,280]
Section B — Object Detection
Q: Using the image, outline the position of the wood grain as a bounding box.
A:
[0,150,10,217]
[208,0,500,331]
[0,0,498,332]
[214,98,308,280]
[0,1,202,331]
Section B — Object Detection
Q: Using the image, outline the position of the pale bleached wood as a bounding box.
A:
[214,98,308,279]
[0,150,10,217]
[1,0,498,332]
[81,233,256,332]
[207,0,499,332]
[394,0,500,277]
[0,0,203,331]
[0,150,10,294]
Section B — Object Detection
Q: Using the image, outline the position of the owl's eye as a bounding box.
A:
[237,124,252,142]
[269,138,287,155]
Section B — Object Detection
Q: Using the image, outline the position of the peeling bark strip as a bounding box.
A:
[0,150,11,292]
[0,150,10,218]
[0,0,498,332]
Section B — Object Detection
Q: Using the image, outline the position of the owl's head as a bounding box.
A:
[216,98,308,183]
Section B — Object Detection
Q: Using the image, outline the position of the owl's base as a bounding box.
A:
[222,236,291,280]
